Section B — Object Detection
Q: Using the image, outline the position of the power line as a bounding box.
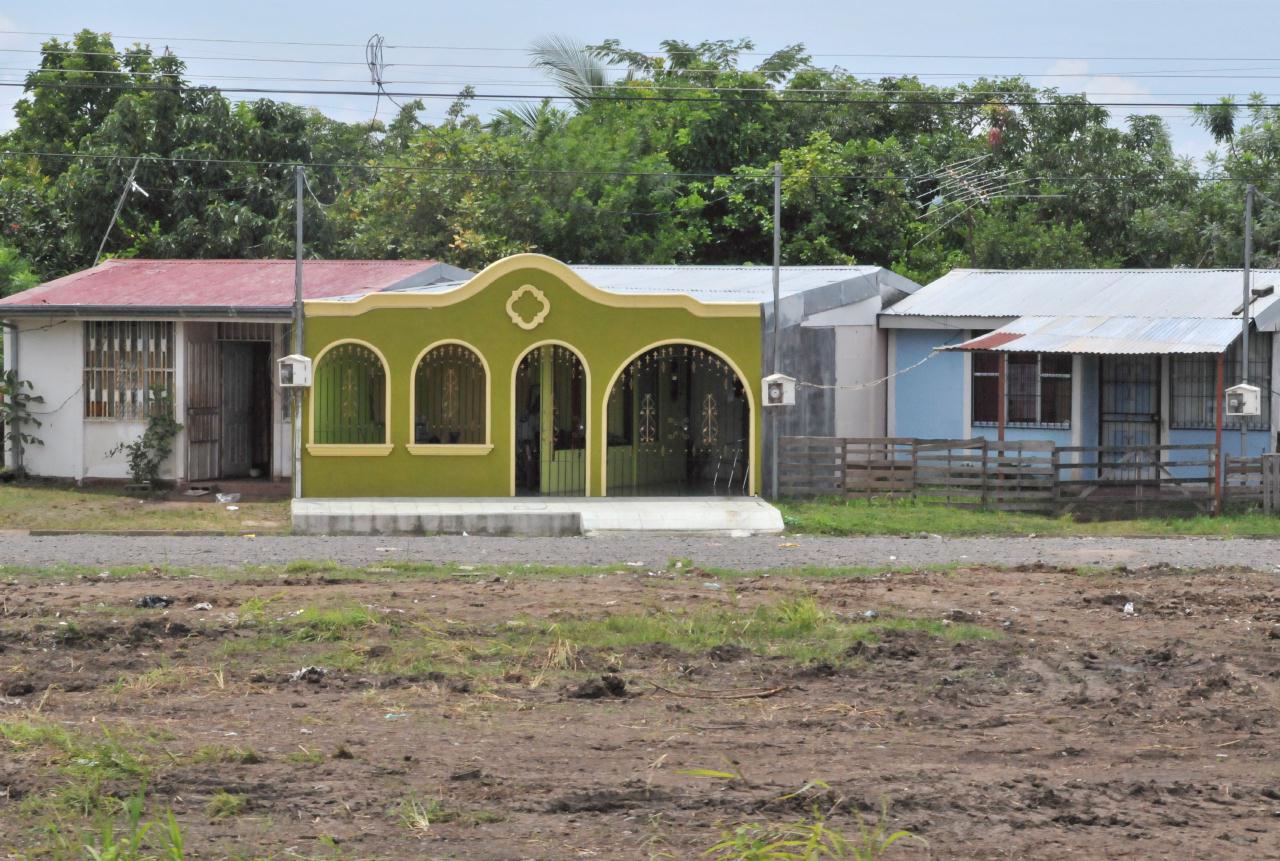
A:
[6,30,1280,63]
[3,66,1277,100]
[1,78,1272,109]
[9,45,1280,82]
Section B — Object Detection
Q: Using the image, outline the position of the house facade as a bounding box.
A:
[0,258,470,482]
[3,253,919,497]
[881,269,1280,458]
[298,255,919,498]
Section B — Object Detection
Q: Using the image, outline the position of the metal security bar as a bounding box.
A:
[313,343,386,444]
[514,345,586,496]
[83,321,174,420]
[606,344,751,496]
[414,344,486,444]
[1171,334,1272,431]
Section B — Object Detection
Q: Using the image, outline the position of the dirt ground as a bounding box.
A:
[2,562,1279,860]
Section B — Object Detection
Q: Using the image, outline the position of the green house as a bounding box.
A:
[302,254,763,498]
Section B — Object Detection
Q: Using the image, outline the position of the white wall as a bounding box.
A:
[5,319,84,478]
[832,325,888,437]
[85,419,178,480]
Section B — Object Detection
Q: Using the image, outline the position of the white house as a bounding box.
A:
[1,258,470,482]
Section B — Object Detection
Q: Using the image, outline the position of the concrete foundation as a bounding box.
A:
[291,497,784,537]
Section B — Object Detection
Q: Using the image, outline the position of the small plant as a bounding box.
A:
[107,386,182,488]
[205,791,247,820]
[703,780,924,861]
[0,369,43,475]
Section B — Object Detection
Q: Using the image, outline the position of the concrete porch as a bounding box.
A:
[291,497,784,537]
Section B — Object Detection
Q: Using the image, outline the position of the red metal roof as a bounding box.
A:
[0,258,445,312]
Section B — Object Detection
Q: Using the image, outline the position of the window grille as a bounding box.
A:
[972,351,1071,428]
[1170,334,1271,430]
[414,344,486,444]
[312,343,386,444]
[83,321,175,420]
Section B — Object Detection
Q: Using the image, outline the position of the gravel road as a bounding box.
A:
[2,533,1279,571]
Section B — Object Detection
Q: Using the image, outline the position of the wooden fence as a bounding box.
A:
[1224,453,1280,512]
[780,436,1231,515]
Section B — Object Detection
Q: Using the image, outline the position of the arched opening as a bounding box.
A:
[312,342,387,445]
[414,342,487,445]
[606,344,750,496]
[514,344,587,495]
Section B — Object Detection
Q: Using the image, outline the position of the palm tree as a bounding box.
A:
[496,36,629,131]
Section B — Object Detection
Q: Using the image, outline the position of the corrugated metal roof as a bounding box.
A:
[0,259,468,314]
[885,268,1280,320]
[943,315,1244,354]
[365,264,918,306]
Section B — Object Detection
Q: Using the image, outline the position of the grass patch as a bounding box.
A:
[393,795,504,833]
[191,745,264,765]
[779,496,1280,538]
[522,597,998,666]
[205,790,248,820]
[0,482,289,533]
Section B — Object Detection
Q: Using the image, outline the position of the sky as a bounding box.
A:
[1,0,1277,166]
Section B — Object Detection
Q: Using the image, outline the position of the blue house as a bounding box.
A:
[879,269,1280,458]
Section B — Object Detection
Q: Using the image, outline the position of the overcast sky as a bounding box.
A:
[2,0,1276,166]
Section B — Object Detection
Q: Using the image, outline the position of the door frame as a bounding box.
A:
[509,340,591,496]
[1098,354,1162,480]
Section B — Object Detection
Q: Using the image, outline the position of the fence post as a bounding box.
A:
[980,438,990,510]
[1051,446,1061,512]
[1213,444,1222,516]
[909,439,919,502]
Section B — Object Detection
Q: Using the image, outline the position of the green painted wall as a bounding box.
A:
[301,262,762,497]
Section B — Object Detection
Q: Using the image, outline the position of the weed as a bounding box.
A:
[285,748,325,765]
[529,597,998,667]
[284,559,342,574]
[191,745,264,765]
[205,791,248,820]
[706,796,924,861]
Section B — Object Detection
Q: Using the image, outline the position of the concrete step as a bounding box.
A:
[291,497,783,537]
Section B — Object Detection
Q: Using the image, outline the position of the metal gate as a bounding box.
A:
[606,344,751,496]
[514,345,586,496]
[184,324,221,481]
[1100,355,1160,480]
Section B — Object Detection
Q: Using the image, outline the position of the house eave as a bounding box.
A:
[0,305,294,320]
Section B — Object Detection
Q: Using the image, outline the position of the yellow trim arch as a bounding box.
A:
[599,339,758,496]
[509,340,592,497]
[306,338,393,456]
[406,338,494,456]
[305,253,760,319]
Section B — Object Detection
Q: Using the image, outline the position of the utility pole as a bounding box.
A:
[292,165,305,500]
[1241,183,1254,458]
[770,162,782,501]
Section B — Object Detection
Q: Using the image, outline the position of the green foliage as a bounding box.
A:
[204,791,248,820]
[531,597,996,665]
[1,370,44,473]
[107,387,182,487]
[0,29,1272,285]
[0,240,39,296]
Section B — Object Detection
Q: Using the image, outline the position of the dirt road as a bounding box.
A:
[4,533,1280,570]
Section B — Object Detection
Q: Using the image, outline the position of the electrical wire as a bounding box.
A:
[5,66,1278,100]
[6,30,1280,63]
[3,77,1276,109]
